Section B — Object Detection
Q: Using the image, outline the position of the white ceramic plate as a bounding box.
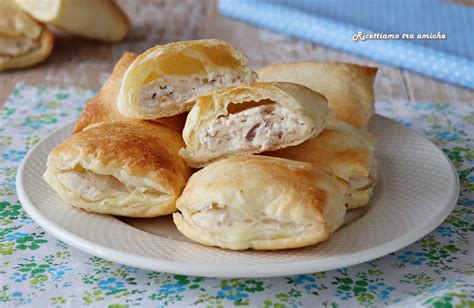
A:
[16,115,459,278]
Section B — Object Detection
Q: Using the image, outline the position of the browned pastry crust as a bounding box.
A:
[44,120,192,217]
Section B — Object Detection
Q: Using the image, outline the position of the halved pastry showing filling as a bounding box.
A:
[180,82,328,168]
[257,62,377,130]
[0,1,54,71]
[173,156,349,250]
[44,121,192,217]
[118,39,257,119]
[73,52,187,134]
[267,117,378,209]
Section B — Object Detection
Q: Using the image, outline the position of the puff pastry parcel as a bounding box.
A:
[257,62,377,129]
[14,0,129,42]
[174,156,349,250]
[118,39,257,119]
[74,52,187,134]
[44,121,192,217]
[267,117,378,209]
[180,82,328,167]
[0,1,54,71]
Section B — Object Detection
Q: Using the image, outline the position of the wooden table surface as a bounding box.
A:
[1,0,473,108]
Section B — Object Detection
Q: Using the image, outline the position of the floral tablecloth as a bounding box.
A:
[0,83,473,307]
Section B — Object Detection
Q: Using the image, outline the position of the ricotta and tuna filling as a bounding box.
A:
[196,104,310,155]
[137,72,253,114]
[57,170,131,201]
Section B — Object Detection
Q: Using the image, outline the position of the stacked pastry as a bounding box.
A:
[1,0,128,71]
[0,1,54,71]
[44,39,378,250]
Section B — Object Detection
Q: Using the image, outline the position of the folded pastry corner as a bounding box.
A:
[173,155,349,250]
[74,52,187,134]
[117,39,258,119]
[0,1,54,71]
[180,82,328,168]
[267,117,378,209]
[257,61,377,129]
[14,0,129,42]
[44,121,192,217]
[348,157,378,209]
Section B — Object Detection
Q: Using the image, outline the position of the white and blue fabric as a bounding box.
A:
[218,0,474,89]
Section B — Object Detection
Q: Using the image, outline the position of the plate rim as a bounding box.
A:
[16,115,460,278]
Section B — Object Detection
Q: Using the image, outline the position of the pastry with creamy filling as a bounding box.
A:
[180,82,328,168]
[118,39,257,119]
[0,1,54,71]
[44,121,192,217]
[74,52,186,134]
[173,155,349,250]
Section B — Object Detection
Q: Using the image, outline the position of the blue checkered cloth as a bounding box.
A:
[218,0,474,90]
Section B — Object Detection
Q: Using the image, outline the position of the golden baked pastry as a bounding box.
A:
[267,117,378,209]
[14,0,129,42]
[0,0,54,71]
[179,82,329,168]
[257,62,377,129]
[44,121,192,217]
[173,155,349,250]
[74,52,187,134]
[118,39,257,119]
